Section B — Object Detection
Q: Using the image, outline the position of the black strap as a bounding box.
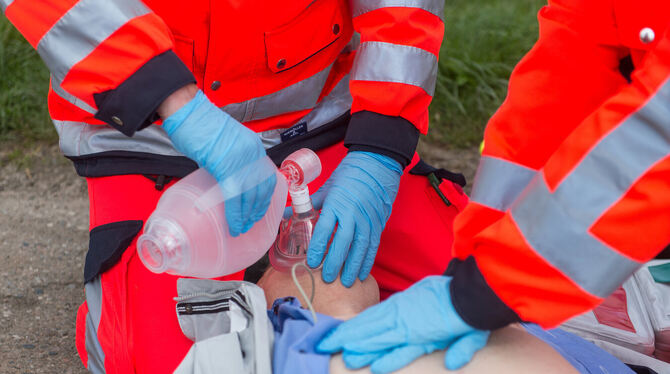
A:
[142,174,174,191]
[68,151,198,178]
[409,158,467,187]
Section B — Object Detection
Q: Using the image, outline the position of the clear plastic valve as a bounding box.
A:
[271,148,323,272]
[280,148,322,190]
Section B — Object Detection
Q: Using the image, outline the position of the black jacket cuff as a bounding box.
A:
[93,50,196,137]
[445,257,522,330]
[344,111,420,169]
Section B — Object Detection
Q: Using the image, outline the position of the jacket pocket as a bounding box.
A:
[264,0,345,73]
[173,34,196,72]
[84,220,143,283]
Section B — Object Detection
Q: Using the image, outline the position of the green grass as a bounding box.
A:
[430,0,546,147]
[0,15,55,142]
[0,1,546,147]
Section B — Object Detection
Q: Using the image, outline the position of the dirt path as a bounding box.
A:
[0,141,478,373]
[0,144,88,373]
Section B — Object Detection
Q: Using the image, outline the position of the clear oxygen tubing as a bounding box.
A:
[291,261,318,323]
[282,149,321,320]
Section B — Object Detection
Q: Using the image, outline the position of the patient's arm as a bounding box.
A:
[258,268,578,373]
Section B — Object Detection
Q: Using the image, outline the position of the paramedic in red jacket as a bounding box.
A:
[1,0,461,372]
[319,1,670,373]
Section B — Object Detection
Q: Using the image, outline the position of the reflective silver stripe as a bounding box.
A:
[84,278,106,373]
[54,120,184,157]
[351,0,445,20]
[351,41,438,95]
[470,156,537,211]
[298,72,352,128]
[511,175,641,298]
[222,64,333,123]
[36,0,151,82]
[258,73,352,148]
[54,73,350,155]
[1,0,14,12]
[511,77,670,298]
[51,76,97,114]
[53,50,351,156]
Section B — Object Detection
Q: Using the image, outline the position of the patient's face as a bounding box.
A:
[257,266,380,319]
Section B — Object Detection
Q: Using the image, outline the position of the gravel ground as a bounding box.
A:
[0,141,479,373]
[0,144,88,374]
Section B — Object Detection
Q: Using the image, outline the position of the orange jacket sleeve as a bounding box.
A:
[449,0,670,330]
[347,0,445,134]
[2,0,195,135]
[453,0,628,274]
[342,1,445,168]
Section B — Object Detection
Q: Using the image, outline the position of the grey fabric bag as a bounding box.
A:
[173,279,273,374]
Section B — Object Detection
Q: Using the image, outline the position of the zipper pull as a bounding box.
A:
[428,172,452,207]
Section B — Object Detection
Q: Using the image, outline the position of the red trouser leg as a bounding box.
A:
[373,154,467,299]
[308,142,468,299]
[75,174,244,373]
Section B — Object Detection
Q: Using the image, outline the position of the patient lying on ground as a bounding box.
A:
[257,267,580,374]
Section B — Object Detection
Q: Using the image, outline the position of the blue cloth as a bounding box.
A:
[268,297,342,374]
[523,324,635,374]
[305,151,402,287]
[268,297,634,374]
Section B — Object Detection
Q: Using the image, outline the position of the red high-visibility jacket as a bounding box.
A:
[448,0,670,330]
[1,0,444,176]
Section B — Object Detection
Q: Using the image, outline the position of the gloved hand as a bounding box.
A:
[304,151,401,287]
[317,276,490,373]
[163,90,276,237]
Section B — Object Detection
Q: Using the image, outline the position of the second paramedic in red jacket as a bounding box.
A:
[319,0,670,372]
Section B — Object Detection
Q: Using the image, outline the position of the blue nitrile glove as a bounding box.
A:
[163,90,276,237]
[304,151,401,287]
[318,276,490,373]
